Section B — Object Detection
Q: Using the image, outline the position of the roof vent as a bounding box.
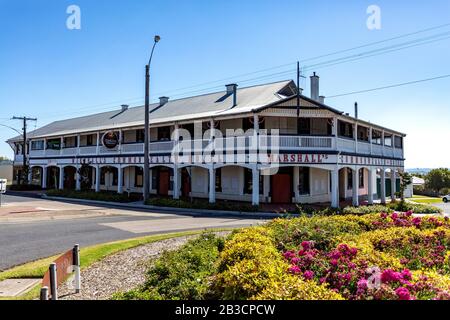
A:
[121,104,129,112]
[225,84,238,107]
[318,96,325,104]
[159,96,169,106]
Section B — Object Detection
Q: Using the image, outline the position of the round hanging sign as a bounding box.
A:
[102,131,119,149]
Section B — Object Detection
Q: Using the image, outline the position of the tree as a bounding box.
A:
[425,168,450,193]
[398,171,412,202]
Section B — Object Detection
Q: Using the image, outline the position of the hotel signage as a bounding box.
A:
[102,131,119,149]
[30,153,404,168]
[338,154,404,167]
[268,153,332,164]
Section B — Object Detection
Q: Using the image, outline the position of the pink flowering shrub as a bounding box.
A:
[264,213,450,300]
[284,240,450,300]
[372,229,450,270]
[368,211,447,231]
[285,242,367,299]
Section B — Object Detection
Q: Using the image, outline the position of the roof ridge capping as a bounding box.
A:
[44,79,296,121]
[6,79,295,142]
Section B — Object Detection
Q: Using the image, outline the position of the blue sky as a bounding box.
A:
[0,0,449,168]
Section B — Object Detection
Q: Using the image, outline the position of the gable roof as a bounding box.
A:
[7,80,295,142]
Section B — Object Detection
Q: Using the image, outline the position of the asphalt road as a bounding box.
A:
[0,194,266,270]
[434,202,450,216]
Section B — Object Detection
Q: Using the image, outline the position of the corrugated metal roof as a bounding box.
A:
[8,80,294,142]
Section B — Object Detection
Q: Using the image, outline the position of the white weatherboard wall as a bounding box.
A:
[190,167,209,197]
[123,166,143,193]
[340,168,370,200]
[297,168,331,204]
[221,166,243,195]
[188,166,255,202]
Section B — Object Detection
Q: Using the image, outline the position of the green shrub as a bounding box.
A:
[253,274,344,300]
[210,227,289,300]
[294,205,341,216]
[440,188,450,196]
[340,203,441,215]
[8,184,42,191]
[267,216,369,252]
[46,189,141,203]
[113,233,224,300]
[210,226,345,300]
[342,204,394,215]
[146,197,259,212]
[388,201,442,214]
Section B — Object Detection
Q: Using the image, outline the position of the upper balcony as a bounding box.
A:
[21,134,404,162]
[17,116,404,164]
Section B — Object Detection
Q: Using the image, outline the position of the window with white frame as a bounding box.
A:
[31,140,44,150]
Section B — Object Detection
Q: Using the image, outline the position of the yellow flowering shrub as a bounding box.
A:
[212,226,288,299]
[336,235,403,270]
[267,215,368,251]
[253,274,344,300]
[412,270,450,291]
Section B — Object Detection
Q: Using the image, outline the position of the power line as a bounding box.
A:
[155,22,450,97]
[162,30,450,100]
[30,22,450,121]
[326,74,450,98]
[303,31,450,71]
[299,22,450,64]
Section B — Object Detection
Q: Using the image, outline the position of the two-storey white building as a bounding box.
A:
[7,74,405,208]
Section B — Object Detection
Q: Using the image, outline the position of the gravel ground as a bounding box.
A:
[58,232,229,300]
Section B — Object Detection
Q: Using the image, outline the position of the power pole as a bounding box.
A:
[12,116,37,185]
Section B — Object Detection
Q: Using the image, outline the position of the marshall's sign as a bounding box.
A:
[267,153,331,164]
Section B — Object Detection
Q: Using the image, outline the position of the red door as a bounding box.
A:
[271,174,292,203]
[158,170,170,196]
[181,169,191,197]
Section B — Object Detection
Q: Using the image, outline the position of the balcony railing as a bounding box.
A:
[79,146,97,155]
[62,147,78,156]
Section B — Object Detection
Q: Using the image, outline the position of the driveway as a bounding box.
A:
[433,202,450,216]
[0,194,267,270]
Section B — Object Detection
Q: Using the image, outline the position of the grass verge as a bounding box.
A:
[0,228,232,300]
[412,199,443,204]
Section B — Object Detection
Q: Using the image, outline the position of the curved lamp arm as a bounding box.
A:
[0,123,23,137]
[148,35,161,66]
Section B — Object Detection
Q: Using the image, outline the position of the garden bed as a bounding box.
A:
[145,197,259,212]
[340,202,442,215]
[46,189,142,203]
[116,212,450,300]
[59,235,200,300]
[8,184,42,191]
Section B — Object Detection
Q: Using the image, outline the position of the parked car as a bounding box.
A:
[444,195,450,203]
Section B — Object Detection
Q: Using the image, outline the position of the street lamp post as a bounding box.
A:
[143,35,161,202]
